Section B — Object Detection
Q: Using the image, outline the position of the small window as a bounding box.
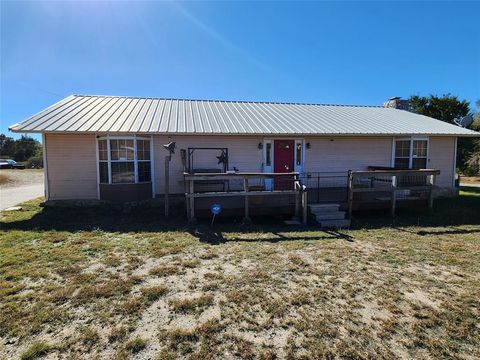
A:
[394,140,411,169]
[98,137,152,184]
[266,143,272,167]
[394,138,428,169]
[296,142,302,166]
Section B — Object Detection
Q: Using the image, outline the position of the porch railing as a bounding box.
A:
[184,172,307,224]
[347,169,440,217]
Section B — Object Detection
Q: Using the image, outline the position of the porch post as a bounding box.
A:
[428,174,435,209]
[188,179,196,222]
[302,188,308,225]
[347,170,353,218]
[243,177,251,222]
[391,175,397,216]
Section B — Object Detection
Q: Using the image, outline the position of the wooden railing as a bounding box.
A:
[347,169,440,217]
[184,172,307,224]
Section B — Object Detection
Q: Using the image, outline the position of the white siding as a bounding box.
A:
[43,134,457,199]
[45,134,97,200]
[305,136,393,172]
[153,135,263,194]
[429,136,456,188]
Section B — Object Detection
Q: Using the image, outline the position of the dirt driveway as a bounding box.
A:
[0,169,44,210]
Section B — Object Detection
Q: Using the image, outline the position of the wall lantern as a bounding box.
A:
[258,142,263,149]
[306,142,311,149]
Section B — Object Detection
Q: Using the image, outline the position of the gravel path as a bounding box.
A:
[0,169,44,210]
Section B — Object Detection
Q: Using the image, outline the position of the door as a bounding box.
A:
[274,139,294,190]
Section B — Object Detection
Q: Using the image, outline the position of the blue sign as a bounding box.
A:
[210,203,222,215]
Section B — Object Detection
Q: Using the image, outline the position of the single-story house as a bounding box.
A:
[8,95,479,215]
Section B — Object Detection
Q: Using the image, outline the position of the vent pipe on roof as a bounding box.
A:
[383,97,410,110]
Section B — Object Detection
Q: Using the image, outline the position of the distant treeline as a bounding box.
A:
[0,134,43,168]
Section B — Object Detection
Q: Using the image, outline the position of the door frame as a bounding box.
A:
[262,138,305,189]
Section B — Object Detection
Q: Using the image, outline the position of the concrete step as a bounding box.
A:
[319,219,351,229]
[315,211,346,221]
[308,203,340,213]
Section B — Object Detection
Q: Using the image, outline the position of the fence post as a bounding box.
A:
[428,174,435,209]
[243,177,251,222]
[347,170,353,218]
[188,179,196,222]
[302,188,308,225]
[391,175,397,216]
[294,175,301,218]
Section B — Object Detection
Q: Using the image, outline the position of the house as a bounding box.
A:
[8,95,479,217]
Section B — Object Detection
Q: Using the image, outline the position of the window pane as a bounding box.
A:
[266,143,271,166]
[125,140,134,160]
[412,158,427,169]
[138,161,151,182]
[111,162,134,183]
[296,143,302,166]
[394,158,410,169]
[98,140,108,161]
[413,140,427,157]
[99,162,108,183]
[110,140,119,160]
[395,140,410,157]
[137,140,150,160]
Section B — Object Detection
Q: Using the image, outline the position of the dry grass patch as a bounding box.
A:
[1,192,480,359]
[140,284,168,302]
[169,294,214,314]
[149,264,182,276]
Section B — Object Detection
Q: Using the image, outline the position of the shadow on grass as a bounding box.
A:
[192,228,354,245]
[1,187,479,239]
[351,186,480,229]
[0,200,355,243]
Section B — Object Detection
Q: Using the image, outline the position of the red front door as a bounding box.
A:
[274,139,294,190]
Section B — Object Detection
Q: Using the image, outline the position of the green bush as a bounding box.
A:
[26,156,43,169]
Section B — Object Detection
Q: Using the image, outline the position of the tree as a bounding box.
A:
[407,94,479,175]
[13,135,41,162]
[0,134,16,157]
[408,94,470,124]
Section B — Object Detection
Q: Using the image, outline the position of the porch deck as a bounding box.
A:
[184,172,307,223]
[182,169,440,222]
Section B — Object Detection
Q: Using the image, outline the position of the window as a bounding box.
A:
[412,140,428,169]
[295,142,302,166]
[265,143,272,167]
[394,138,428,169]
[98,137,152,184]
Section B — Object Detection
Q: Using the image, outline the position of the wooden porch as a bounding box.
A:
[184,172,307,223]
[182,168,440,223]
[347,168,440,217]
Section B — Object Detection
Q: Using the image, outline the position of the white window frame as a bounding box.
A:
[391,136,429,169]
[97,135,153,185]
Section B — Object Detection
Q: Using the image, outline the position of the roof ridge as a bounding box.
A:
[72,94,384,108]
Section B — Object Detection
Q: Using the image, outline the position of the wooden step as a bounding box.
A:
[315,211,346,221]
[308,203,340,213]
[319,219,351,229]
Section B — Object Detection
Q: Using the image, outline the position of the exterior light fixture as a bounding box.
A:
[306,142,311,149]
[258,142,263,149]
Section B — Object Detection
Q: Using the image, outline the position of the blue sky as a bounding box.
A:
[1,1,479,140]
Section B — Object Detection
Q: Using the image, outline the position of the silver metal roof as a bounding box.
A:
[9,95,479,136]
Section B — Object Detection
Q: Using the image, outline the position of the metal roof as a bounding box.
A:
[9,95,479,137]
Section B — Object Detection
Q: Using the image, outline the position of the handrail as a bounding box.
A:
[184,171,307,224]
[184,172,299,180]
[351,169,440,177]
[347,169,439,218]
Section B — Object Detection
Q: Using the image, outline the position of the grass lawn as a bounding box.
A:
[1,188,479,359]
